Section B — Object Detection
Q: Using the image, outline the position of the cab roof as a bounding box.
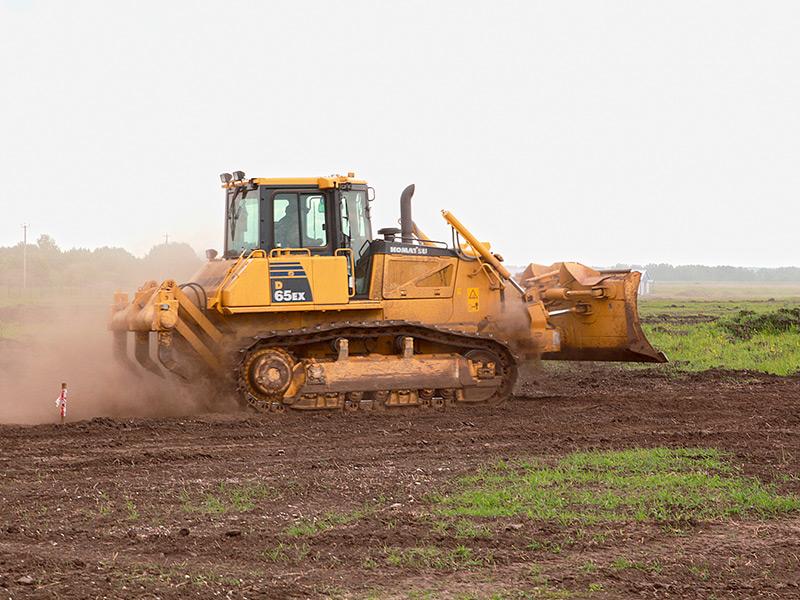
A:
[223,173,367,190]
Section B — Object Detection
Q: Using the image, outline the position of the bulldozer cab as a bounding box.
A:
[223,175,375,296]
[224,177,372,253]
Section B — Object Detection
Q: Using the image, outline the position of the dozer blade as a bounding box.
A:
[521,263,667,363]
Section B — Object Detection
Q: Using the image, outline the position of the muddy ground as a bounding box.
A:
[1,361,799,599]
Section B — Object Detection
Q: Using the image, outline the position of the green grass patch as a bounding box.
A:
[610,556,662,573]
[107,561,243,588]
[452,587,574,599]
[179,481,275,514]
[430,517,493,539]
[382,544,491,570]
[637,299,800,375]
[285,508,366,536]
[642,322,800,375]
[718,307,800,339]
[431,448,800,525]
[262,541,315,564]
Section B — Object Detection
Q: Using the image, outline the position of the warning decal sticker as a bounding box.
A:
[467,287,479,312]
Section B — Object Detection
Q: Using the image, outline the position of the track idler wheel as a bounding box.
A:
[239,347,295,412]
[462,349,508,404]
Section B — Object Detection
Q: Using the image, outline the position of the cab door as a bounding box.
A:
[338,187,373,295]
[264,188,333,256]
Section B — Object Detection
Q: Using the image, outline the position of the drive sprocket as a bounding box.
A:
[237,346,295,412]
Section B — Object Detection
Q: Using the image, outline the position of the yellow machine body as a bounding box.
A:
[110,173,665,411]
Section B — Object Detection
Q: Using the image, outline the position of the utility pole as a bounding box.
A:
[21,224,28,290]
[161,234,170,280]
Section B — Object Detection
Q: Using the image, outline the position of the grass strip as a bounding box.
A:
[636,300,800,375]
[431,447,800,525]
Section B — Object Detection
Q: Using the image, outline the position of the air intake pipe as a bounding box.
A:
[400,184,415,243]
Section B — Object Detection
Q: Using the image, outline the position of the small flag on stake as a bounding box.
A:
[55,383,67,424]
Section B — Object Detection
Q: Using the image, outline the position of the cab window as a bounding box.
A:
[273,193,327,249]
[226,190,259,255]
[340,189,370,257]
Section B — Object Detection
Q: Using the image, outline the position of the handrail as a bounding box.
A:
[411,222,439,248]
[270,248,312,257]
[212,249,254,305]
[335,248,356,297]
[479,262,505,291]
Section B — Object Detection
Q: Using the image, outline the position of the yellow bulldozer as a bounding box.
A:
[110,171,665,412]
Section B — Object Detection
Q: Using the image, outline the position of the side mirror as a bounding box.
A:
[367,187,376,202]
[205,249,219,260]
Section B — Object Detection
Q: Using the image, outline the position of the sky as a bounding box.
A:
[1,0,798,268]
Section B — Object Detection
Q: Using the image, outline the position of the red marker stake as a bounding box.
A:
[55,383,67,424]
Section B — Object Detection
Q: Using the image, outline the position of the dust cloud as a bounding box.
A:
[0,304,239,425]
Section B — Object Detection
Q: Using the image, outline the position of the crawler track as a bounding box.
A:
[235,320,519,413]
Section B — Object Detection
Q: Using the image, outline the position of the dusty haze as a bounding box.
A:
[0,303,239,425]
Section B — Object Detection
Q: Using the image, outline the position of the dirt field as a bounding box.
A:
[2,362,800,599]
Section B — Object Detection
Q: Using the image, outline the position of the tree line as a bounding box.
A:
[1,236,798,288]
[0,235,202,290]
[609,263,800,282]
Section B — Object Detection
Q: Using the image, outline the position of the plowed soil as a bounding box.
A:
[2,363,800,599]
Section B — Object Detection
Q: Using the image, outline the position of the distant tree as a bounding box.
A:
[0,237,201,289]
[141,242,203,284]
[86,246,140,287]
[36,234,60,253]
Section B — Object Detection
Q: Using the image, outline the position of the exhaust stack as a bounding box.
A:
[400,184,415,242]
